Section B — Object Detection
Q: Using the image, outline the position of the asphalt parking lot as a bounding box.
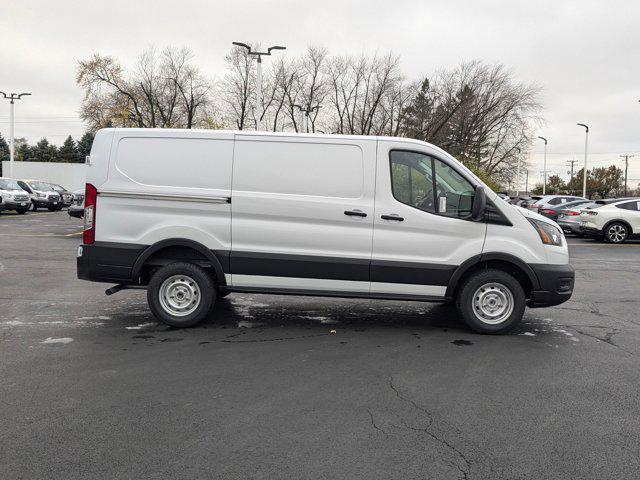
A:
[1,211,639,480]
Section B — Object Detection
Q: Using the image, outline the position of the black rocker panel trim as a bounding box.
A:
[230,251,370,282]
[370,259,456,286]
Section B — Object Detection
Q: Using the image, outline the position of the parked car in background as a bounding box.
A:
[68,189,85,218]
[538,199,593,222]
[527,195,586,212]
[0,177,31,214]
[17,179,61,211]
[49,183,74,208]
[557,201,600,235]
[497,192,510,202]
[510,196,533,207]
[580,198,640,243]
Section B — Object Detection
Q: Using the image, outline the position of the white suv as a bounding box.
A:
[580,199,640,243]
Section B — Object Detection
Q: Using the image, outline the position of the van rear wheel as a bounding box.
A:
[147,262,216,328]
[456,269,525,334]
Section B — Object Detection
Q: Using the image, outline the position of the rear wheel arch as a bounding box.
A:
[132,239,227,286]
[603,219,633,235]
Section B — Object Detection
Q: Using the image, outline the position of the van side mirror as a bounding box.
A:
[471,186,486,221]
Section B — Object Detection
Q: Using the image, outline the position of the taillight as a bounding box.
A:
[83,183,97,244]
[540,209,556,214]
[565,210,579,216]
[529,204,540,209]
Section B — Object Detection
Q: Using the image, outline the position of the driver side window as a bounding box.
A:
[390,150,475,218]
[390,151,435,213]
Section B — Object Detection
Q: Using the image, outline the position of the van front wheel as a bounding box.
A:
[147,262,216,328]
[456,269,525,334]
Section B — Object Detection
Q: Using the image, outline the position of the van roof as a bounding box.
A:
[102,127,450,157]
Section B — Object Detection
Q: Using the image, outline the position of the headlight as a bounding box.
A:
[527,218,563,246]
[36,192,46,198]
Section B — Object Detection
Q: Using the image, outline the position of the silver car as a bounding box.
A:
[17,179,61,211]
[0,177,32,214]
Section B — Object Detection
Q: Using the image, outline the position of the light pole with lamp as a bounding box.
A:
[293,104,321,133]
[231,42,286,130]
[0,91,31,178]
[537,136,548,195]
[577,123,589,198]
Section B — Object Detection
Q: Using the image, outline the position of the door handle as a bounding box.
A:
[344,209,367,217]
[381,214,404,221]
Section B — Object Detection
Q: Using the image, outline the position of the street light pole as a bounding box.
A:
[0,91,31,178]
[293,104,321,133]
[231,42,286,131]
[537,136,548,195]
[515,147,521,196]
[577,123,589,198]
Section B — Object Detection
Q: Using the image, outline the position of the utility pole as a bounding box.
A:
[525,169,529,194]
[231,42,286,131]
[515,147,521,196]
[566,159,578,194]
[293,104,321,133]
[577,123,589,198]
[537,136,548,195]
[620,154,635,196]
[0,91,31,178]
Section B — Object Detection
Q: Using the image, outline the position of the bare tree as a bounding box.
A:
[402,61,542,184]
[77,47,214,131]
[325,53,404,135]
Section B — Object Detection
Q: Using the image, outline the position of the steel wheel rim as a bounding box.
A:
[159,275,201,317]
[472,282,514,325]
[608,225,626,243]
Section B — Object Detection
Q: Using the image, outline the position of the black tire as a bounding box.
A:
[16,209,27,215]
[605,222,628,244]
[456,269,526,334]
[218,289,231,298]
[47,206,57,212]
[31,203,37,211]
[147,262,216,328]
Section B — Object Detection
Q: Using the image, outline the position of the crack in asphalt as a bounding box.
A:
[366,408,388,437]
[388,376,470,480]
[563,324,634,355]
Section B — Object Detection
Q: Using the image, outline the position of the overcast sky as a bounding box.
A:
[2,0,639,187]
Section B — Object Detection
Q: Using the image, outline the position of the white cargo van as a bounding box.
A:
[77,129,574,333]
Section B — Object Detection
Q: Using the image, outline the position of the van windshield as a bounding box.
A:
[0,179,22,190]
[30,182,53,191]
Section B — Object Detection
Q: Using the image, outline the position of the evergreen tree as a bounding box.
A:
[58,135,79,163]
[30,138,58,162]
[76,131,95,162]
[17,143,30,162]
[0,133,9,162]
[0,133,8,176]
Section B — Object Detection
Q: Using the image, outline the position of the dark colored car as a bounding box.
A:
[49,183,74,209]
[538,199,593,221]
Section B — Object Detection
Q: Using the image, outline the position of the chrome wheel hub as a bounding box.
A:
[159,275,201,317]
[607,225,626,243]
[472,282,514,325]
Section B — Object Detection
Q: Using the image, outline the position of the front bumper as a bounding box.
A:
[527,263,575,307]
[0,200,31,210]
